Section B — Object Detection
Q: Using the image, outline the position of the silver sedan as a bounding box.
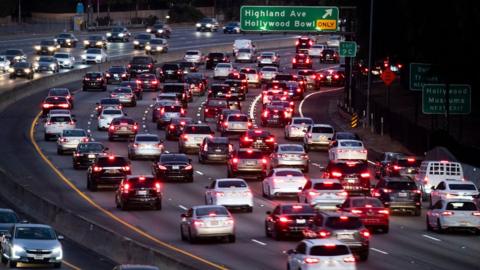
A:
[270,144,310,172]
[180,205,235,243]
[127,134,164,160]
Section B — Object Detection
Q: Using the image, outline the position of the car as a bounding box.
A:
[81,48,107,64]
[145,38,168,54]
[319,49,340,63]
[205,178,253,212]
[4,49,27,65]
[330,132,361,148]
[239,67,260,86]
[115,175,162,211]
[105,66,129,84]
[223,21,241,34]
[0,55,11,73]
[120,80,143,99]
[292,53,313,69]
[196,17,220,32]
[259,66,279,82]
[133,33,154,49]
[303,211,370,261]
[257,51,280,67]
[127,56,156,77]
[235,48,255,63]
[239,129,275,153]
[208,83,230,99]
[220,113,252,136]
[205,52,229,70]
[151,96,179,121]
[261,105,289,127]
[146,22,171,38]
[162,83,189,108]
[327,35,344,47]
[216,109,241,131]
[415,160,464,199]
[430,179,479,207]
[178,124,214,154]
[83,72,107,91]
[426,199,480,234]
[8,61,34,79]
[33,56,59,73]
[95,98,122,116]
[136,73,160,92]
[233,39,255,55]
[270,144,309,172]
[0,209,20,235]
[159,63,183,82]
[44,113,76,140]
[34,39,60,55]
[265,203,315,240]
[386,155,423,179]
[56,128,90,155]
[298,179,348,209]
[54,32,78,47]
[106,26,131,42]
[374,152,405,179]
[72,142,108,169]
[308,43,327,58]
[53,52,75,69]
[41,96,71,116]
[297,69,320,90]
[296,36,314,53]
[286,239,357,270]
[179,61,198,75]
[371,176,422,216]
[198,136,232,164]
[108,117,138,141]
[227,148,267,180]
[203,98,229,121]
[83,35,108,49]
[285,117,314,140]
[165,117,193,140]
[152,153,193,182]
[87,155,131,191]
[156,104,186,129]
[185,73,207,96]
[262,168,307,198]
[274,73,297,82]
[127,134,164,160]
[340,196,390,233]
[47,88,74,108]
[283,81,304,100]
[214,63,234,80]
[113,265,159,270]
[328,140,367,161]
[318,68,345,86]
[183,50,204,64]
[1,224,63,268]
[324,160,371,196]
[224,79,247,100]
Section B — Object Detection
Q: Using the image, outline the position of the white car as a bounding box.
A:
[240,67,260,86]
[326,35,344,47]
[328,139,367,161]
[213,63,234,79]
[257,51,280,67]
[430,180,479,206]
[235,48,255,63]
[308,44,327,58]
[183,50,204,64]
[298,178,348,209]
[0,55,11,73]
[81,48,108,64]
[205,178,253,212]
[303,124,335,151]
[57,128,90,154]
[145,38,168,54]
[426,199,480,233]
[44,113,76,140]
[127,133,164,160]
[97,107,125,130]
[180,205,236,243]
[287,239,356,270]
[53,52,75,69]
[233,39,255,55]
[262,168,307,199]
[285,117,314,140]
[259,66,279,81]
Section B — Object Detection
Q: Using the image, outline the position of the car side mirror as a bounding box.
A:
[124,113,128,116]
[286,249,296,255]
[266,211,271,215]
[57,235,64,241]
[180,213,187,218]
[298,187,303,190]
[3,233,11,239]
[205,186,210,189]
[336,204,342,208]
[73,119,77,122]
[95,102,99,105]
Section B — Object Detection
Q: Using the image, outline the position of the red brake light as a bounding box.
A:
[265,137,275,143]
[262,158,267,164]
[361,172,370,178]
[122,166,130,171]
[472,212,480,216]
[339,216,349,220]
[122,183,130,193]
[304,258,319,264]
[441,211,454,216]
[233,158,238,163]
[93,166,102,172]
[169,124,175,130]
[279,216,291,223]
[378,209,389,215]
[407,158,415,162]
[351,209,363,214]
[263,111,268,117]
[361,229,370,238]
[318,229,330,238]
[331,171,342,178]
[155,182,161,193]
[344,256,356,263]
[243,136,253,142]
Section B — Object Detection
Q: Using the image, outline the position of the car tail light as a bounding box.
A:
[304,258,319,264]
[204,108,209,113]
[214,191,225,197]
[243,190,252,197]
[378,209,389,215]
[262,158,267,165]
[132,143,139,148]
[169,124,175,130]
[424,176,429,184]
[262,111,268,118]
[351,209,363,214]
[182,134,188,141]
[360,229,370,238]
[224,218,234,225]
[193,220,204,227]
[154,182,161,193]
[147,64,152,69]
[59,137,67,143]
[109,125,115,131]
[93,166,102,172]
[228,144,233,152]
[331,171,342,178]
[318,229,331,238]
[122,166,130,171]
[393,165,402,170]
[121,183,130,193]
[383,188,392,193]
[361,172,370,178]
[243,136,253,142]
[157,165,167,170]
[344,256,356,263]
[121,73,126,78]
[136,80,141,84]
[265,137,275,143]
[59,103,69,108]
[223,122,229,127]
[279,216,292,223]
[292,58,296,63]
[233,158,238,163]
[133,125,138,131]
[413,189,422,194]
[152,80,158,84]
[441,211,454,216]
[472,212,480,216]
[334,74,339,79]
[306,58,310,63]
[203,144,208,152]
[337,191,348,196]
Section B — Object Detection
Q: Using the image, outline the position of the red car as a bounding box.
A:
[136,73,159,92]
[340,197,390,233]
[203,98,229,121]
[240,129,275,153]
[292,53,312,69]
[42,96,71,116]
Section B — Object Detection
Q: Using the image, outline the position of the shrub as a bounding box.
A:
[168,5,204,23]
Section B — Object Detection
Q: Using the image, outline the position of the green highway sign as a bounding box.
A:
[240,6,339,32]
[422,84,471,115]
[339,41,357,57]
[409,63,440,91]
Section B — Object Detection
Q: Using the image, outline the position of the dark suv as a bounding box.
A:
[152,153,193,182]
[265,203,315,240]
[198,137,232,164]
[159,63,183,82]
[295,36,313,53]
[83,72,106,91]
[115,176,162,210]
[206,52,229,70]
[87,155,131,191]
[239,130,276,153]
[72,142,108,169]
[162,83,189,108]
[324,161,371,196]
[371,176,422,216]
[127,56,155,77]
[165,117,193,140]
[227,148,268,180]
[105,66,129,84]
[386,156,423,179]
[303,211,370,261]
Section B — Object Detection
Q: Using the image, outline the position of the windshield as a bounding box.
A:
[54,54,68,58]
[0,212,17,223]
[216,64,231,68]
[228,115,248,121]
[89,36,102,40]
[218,180,247,188]
[49,89,68,96]
[39,57,54,62]
[313,182,343,190]
[150,39,164,44]
[109,67,125,72]
[196,207,229,217]
[186,51,199,55]
[58,34,71,38]
[15,227,56,240]
[50,116,71,122]
[40,40,54,45]
[101,99,120,105]
[86,49,101,54]
[97,157,128,166]
[239,48,251,53]
[237,151,263,159]
[102,110,122,115]
[396,159,422,167]
[136,34,151,40]
[132,57,152,64]
[113,88,132,94]
[112,27,123,32]
[326,216,362,229]
[163,85,185,93]
[262,67,277,72]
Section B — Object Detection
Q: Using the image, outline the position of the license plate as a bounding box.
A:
[215,149,222,152]
[114,74,119,78]
[398,192,407,197]
[211,220,219,226]
[121,127,127,130]
[106,169,118,173]
[327,76,332,80]
[296,219,306,224]
[195,137,203,141]
[88,154,95,158]
[346,178,356,183]
[246,160,256,165]
[172,165,180,170]
[273,115,279,118]
[34,255,43,260]
[337,234,354,240]
[137,190,147,195]
[256,139,263,143]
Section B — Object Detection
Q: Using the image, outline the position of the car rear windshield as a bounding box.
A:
[275,170,303,177]
[279,145,304,152]
[298,70,315,75]
[101,99,120,105]
[136,136,158,142]
[310,245,350,256]
[218,180,247,188]
[49,89,69,96]
[97,157,128,166]
[313,182,343,190]
[281,205,315,214]
[45,97,68,103]
[103,109,122,115]
[86,48,101,54]
[109,67,125,72]
[139,74,156,80]
[339,141,363,147]
[112,118,135,125]
[160,154,188,163]
[446,202,477,211]
[63,130,86,136]
[41,40,54,45]
[50,116,71,122]
[217,63,231,68]
[54,54,68,58]
[386,181,417,190]
[113,88,132,93]
[351,198,383,208]
[163,85,185,93]
[186,51,199,55]
[237,151,263,159]
[262,67,277,72]
[448,184,477,190]
[207,99,228,106]
[164,106,181,112]
[163,64,179,70]
[128,177,156,188]
[326,216,362,229]
[396,159,422,167]
[293,118,313,125]
[228,115,248,121]
[184,126,211,134]
[336,133,359,140]
[87,73,103,78]
[0,212,17,223]
[131,57,152,64]
[275,75,294,81]
[151,39,164,44]
[241,69,256,74]
[209,53,224,58]
[312,126,334,133]
[330,162,368,173]
[196,207,229,217]
[78,143,103,152]
[238,48,251,53]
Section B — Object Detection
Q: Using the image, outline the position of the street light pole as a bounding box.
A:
[18,0,21,24]
[97,0,100,20]
[366,0,374,127]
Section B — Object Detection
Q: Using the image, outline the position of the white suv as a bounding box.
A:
[298,178,348,209]
[204,178,253,212]
[303,124,335,151]
[44,113,76,141]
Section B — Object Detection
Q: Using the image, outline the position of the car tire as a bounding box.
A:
[87,178,97,191]
[271,228,282,241]
[414,207,421,216]
[426,216,433,231]
[436,219,443,233]
[121,201,129,211]
[188,228,196,244]
[358,251,369,261]
[267,186,274,199]
[155,200,162,210]
[382,225,389,233]
[265,222,271,237]
[180,226,187,241]
[57,148,63,155]
[304,144,310,152]
[7,259,17,268]
[44,134,50,141]
[1,253,7,264]
[304,165,309,173]
[53,262,62,268]
[228,234,236,243]
[262,184,268,198]
[198,154,204,164]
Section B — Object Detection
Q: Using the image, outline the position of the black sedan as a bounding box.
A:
[265,203,315,240]
[83,72,107,91]
[72,142,108,169]
[115,175,162,210]
[8,62,34,79]
[152,153,193,182]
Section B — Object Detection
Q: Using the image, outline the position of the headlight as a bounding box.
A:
[157,46,163,51]
[157,29,163,33]
[222,27,226,30]
[106,32,112,37]
[145,45,151,50]
[118,33,124,37]
[34,45,41,50]
[95,55,102,60]
[196,23,201,27]
[66,39,71,43]
[133,40,139,45]
[12,245,25,259]
[14,56,21,60]
[96,41,103,46]
[84,40,90,45]
[146,28,151,33]
[49,63,56,68]
[52,246,63,260]
[81,55,86,59]
[24,68,31,73]
[33,63,39,68]
[63,59,71,64]
[206,23,212,28]
[48,46,54,51]
[8,67,14,73]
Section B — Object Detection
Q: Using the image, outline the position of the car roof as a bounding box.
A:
[0,208,16,214]
[278,143,304,148]
[273,168,303,173]
[216,178,245,183]
[116,265,159,270]
[193,205,226,210]
[443,179,474,184]
[311,124,333,128]
[126,175,155,180]
[383,176,414,182]
[135,133,158,138]
[303,238,345,247]
[48,113,71,117]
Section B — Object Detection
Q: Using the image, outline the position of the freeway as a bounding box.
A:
[0,38,478,270]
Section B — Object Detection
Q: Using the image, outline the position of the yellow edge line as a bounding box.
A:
[64,260,82,270]
[29,111,228,270]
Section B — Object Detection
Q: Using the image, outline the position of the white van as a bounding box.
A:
[233,39,255,55]
[414,160,464,198]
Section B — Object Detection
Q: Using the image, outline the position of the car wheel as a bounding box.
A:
[198,154,204,164]
[267,186,274,199]
[358,251,369,261]
[304,144,310,152]
[1,252,7,264]
[188,228,196,244]
[436,219,443,233]
[155,200,162,210]
[228,234,236,243]
[44,134,50,141]
[414,207,421,216]
[121,201,129,211]
[304,165,309,173]
[246,206,253,213]
[57,148,63,155]
[262,184,268,198]
[53,262,62,268]
[271,228,282,241]
[180,226,187,241]
[426,216,433,231]
[7,259,17,268]
[382,225,389,233]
